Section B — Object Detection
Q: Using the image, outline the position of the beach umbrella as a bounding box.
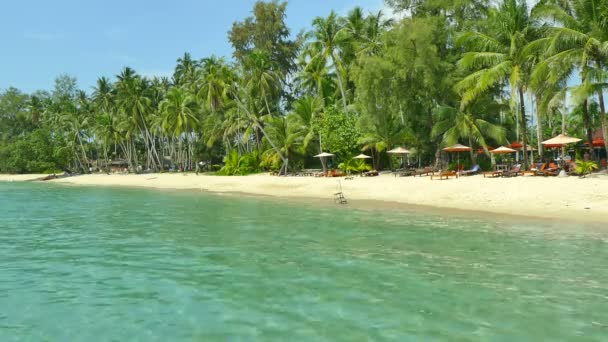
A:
[353,153,371,159]
[490,146,517,166]
[387,147,411,154]
[489,146,517,154]
[387,147,411,168]
[542,134,582,146]
[314,152,335,173]
[442,144,472,175]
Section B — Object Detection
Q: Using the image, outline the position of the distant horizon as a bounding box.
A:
[0,0,387,93]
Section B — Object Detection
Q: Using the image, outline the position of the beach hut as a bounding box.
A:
[314,152,335,174]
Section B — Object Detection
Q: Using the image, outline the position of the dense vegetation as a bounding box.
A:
[1,0,607,174]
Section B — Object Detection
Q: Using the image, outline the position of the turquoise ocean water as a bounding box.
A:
[1,182,607,341]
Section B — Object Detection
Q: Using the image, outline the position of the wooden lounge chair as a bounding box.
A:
[483,170,503,178]
[361,170,379,177]
[541,162,559,177]
[524,162,544,176]
[566,162,579,176]
[431,171,457,180]
[415,167,434,177]
[502,164,523,177]
[461,165,480,176]
[531,163,548,176]
[395,169,416,177]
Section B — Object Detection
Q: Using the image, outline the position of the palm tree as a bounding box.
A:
[289,96,323,152]
[432,105,507,162]
[261,115,304,174]
[243,50,283,116]
[198,56,235,113]
[310,11,350,113]
[159,87,199,169]
[295,45,336,105]
[455,0,538,168]
[115,68,162,170]
[531,0,608,152]
[174,52,200,87]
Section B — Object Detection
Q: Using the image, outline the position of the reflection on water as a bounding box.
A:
[1,182,607,340]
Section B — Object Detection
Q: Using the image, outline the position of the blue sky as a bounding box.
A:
[0,0,386,93]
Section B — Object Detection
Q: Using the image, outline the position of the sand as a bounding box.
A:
[2,172,605,223]
[0,174,49,182]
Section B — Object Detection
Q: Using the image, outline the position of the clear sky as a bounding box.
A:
[0,0,386,93]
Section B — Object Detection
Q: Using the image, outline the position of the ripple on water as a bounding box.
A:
[0,182,607,340]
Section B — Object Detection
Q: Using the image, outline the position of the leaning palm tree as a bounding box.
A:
[455,0,538,168]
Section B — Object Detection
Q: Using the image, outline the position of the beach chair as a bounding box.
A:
[431,171,457,180]
[532,163,547,176]
[415,167,434,177]
[502,164,523,177]
[395,169,416,177]
[567,162,579,176]
[541,162,560,177]
[461,165,480,176]
[524,162,543,176]
[483,169,503,178]
[361,170,379,177]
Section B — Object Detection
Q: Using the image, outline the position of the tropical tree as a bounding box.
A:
[159,87,199,169]
[456,0,538,168]
[310,11,350,113]
[432,105,507,162]
[531,0,608,152]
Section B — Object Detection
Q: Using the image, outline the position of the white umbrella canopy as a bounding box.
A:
[353,153,372,159]
[489,146,517,154]
[314,152,335,173]
[387,147,411,154]
[542,134,582,146]
[314,152,335,158]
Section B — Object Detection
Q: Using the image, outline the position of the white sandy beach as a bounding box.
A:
[3,172,606,223]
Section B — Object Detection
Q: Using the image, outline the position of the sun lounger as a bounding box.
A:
[541,163,559,177]
[531,163,548,176]
[461,165,480,176]
[362,170,379,177]
[502,164,523,177]
[394,168,416,177]
[415,167,434,177]
[483,170,503,178]
[431,171,457,180]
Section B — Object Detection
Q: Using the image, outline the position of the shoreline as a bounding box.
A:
[2,172,607,224]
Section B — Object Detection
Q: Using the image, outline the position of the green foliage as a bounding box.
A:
[314,106,360,160]
[1,0,607,176]
[218,150,261,175]
[338,158,372,174]
[0,129,66,173]
[575,159,599,178]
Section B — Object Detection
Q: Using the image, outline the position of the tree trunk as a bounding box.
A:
[332,53,348,114]
[598,89,607,167]
[518,88,528,169]
[535,95,543,160]
[234,93,288,175]
[582,99,594,150]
